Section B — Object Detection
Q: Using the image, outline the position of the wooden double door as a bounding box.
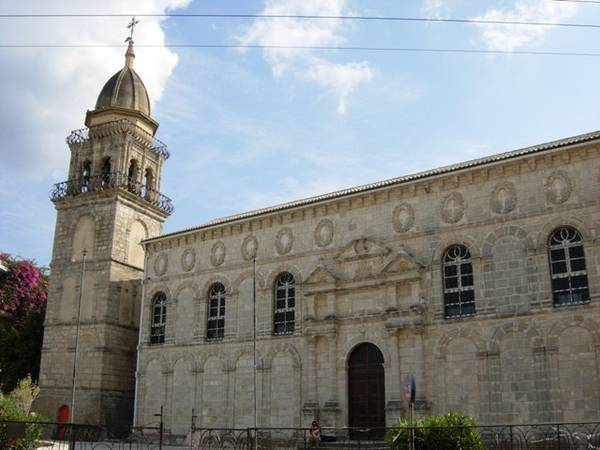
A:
[347,343,386,439]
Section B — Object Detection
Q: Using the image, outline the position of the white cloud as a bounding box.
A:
[0,0,191,178]
[237,0,376,114]
[304,57,376,114]
[472,0,578,51]
[421,0,446,19]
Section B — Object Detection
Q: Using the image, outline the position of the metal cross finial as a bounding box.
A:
[126,16,139,42]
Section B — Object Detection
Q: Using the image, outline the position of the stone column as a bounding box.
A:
[535,345,560,423]
[411,325,428,415]
[302,336,319,422]
[163,369,174,435]
[322,334,340,427]
[386,328,403,424]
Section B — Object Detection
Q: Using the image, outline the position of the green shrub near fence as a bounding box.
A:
[0,397,45,450]
[387,411,485,450]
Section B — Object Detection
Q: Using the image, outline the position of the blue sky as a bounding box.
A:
[1,0,599,268]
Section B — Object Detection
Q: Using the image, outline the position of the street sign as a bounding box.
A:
[403,374,416,404]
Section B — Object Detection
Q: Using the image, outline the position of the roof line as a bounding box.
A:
[145,129,600,243]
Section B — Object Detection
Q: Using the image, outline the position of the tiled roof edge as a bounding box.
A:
[147,129,600,243]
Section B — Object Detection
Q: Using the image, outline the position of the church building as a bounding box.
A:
[38,40,600,439]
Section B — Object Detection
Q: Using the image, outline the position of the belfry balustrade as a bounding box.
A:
[65,119,170,159]
[50,172,174,214]
[50,120,174,214]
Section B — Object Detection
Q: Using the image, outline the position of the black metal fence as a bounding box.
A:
[1,420,162,450]
[2,420,600,450]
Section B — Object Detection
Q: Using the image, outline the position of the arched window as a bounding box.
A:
[150,292,167,345]
[207,283,226,341]
[81,161,91,193]
[128,159,140,194]
[143,168,156,202]
[274,272,295,335]
[548,227,589,306]
[101,157,111,188]
[443,245,475,318]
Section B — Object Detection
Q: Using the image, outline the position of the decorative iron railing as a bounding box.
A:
[1,419,162,450]
[187,424,600,450]
[3,421,600,450]
[66,119,170,159]
[50,172,174,215]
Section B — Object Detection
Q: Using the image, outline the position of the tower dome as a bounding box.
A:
[94,40,151,117]
[85,39,158,135]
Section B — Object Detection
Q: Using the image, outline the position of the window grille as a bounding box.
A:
[274,272,295,335]
[549,227,590,306]
[207,283,226,340]
[150,292,167,345]
[443,245,475,318]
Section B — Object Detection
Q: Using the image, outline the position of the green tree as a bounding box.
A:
[0,311,45,393]
[0,253,48,393]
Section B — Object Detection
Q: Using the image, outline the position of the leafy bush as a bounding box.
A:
[0,379,46,450]
[387,411,484,450]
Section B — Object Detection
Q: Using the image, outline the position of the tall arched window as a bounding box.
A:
[143,168,156,202]
[101,157,111,188]
[81,161,91,193]
[548,227,589,306]
[128,159,140,194]
[150,292,167,345]
[443,245,475,318]
[274,272,295,335]
[207,283,226,341]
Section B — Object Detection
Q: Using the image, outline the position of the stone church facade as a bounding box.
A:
[37,41,599,436]
[138,133,600,439]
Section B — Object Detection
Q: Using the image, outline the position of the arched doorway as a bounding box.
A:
[56,405,70,439]
[348,343,385,439]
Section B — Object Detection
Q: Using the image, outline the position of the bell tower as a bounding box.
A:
[36,37,173,428]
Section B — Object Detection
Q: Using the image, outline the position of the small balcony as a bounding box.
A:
[50,172,174,215]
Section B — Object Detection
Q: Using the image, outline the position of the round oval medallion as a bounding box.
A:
[210,241,226,267]
[154,253,168,276]
[491,182,516,214]
[242,234,258,260]
[314,219,334,247]
[276,227,294,255]
[181,248,196,271]
[392,203,415,233]
[441,192,465,224]
[545,171,572,205]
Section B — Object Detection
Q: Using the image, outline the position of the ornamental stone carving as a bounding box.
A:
[491,182,517,214]
[276,227,294,255]
[545,171,572,205]
[314,219,334,247]
[392,203,415,233]
[441,192,465,224]
[242,234,258,260]
[181,248,196,271]
[210,241,226,267]
[154,253,168,276]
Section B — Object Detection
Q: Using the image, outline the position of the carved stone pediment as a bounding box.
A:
[382,249,423,274]
[305,266,337,285]
[335,237,390,262]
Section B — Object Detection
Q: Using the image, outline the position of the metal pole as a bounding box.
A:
[190,408,197,450]
[133,248,150,427]
[155,405,163,450]
[409,402,414,450]
[253,257,258,450]
[70,248,87,423]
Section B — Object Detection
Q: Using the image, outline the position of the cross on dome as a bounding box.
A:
[126,16,139,43]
